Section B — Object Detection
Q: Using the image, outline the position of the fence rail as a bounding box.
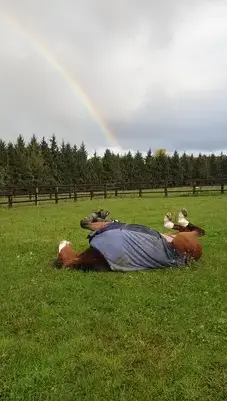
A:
[0,181,226,208]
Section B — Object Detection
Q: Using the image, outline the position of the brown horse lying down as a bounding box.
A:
[53,208,205,272]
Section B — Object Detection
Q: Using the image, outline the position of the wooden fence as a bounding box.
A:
[0,181,226,208]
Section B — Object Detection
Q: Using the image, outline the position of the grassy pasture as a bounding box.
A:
[1,196,227,400]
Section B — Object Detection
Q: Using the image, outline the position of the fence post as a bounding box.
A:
[55,186,59,204]
[73,186,77,202]
[104,184,107,199]
[221,184,224,194]
[8,191,13,208]
[164,186,168,197]
[35,187,39,206]
[139,188,142,197]
[115,188,118,197]
[90,190,94,200]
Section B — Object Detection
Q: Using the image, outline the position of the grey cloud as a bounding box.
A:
[0,0,227,154]
[114,119,227,154]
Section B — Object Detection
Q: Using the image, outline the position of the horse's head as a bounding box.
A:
[52,240,80,268]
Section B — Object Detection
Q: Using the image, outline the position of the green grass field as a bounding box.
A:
[1,196,227,401]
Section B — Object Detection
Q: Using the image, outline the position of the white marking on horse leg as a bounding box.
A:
[164,213,174,229]
[58,240,72,253]
[178,210,189,227]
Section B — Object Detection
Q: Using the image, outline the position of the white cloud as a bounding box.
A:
[0,0,227,153]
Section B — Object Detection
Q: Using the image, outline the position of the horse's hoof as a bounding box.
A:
[166,212,173,221]
[181,208,188,217]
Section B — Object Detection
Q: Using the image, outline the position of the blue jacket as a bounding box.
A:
[88,222,187,272]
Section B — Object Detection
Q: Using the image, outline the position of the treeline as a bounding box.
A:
[0,133,227,187]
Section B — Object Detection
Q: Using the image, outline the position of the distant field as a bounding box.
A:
[1,196,227,400]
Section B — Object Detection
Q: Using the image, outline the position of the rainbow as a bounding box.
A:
[0,10,121,150]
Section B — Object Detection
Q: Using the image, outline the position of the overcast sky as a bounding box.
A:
[0,0,227,155]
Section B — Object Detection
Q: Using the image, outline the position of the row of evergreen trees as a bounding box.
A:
[0,134,226,187]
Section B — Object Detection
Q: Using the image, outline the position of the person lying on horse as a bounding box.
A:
[54,208,205,272]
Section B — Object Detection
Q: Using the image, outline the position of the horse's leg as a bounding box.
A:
[164,209,205,236]
[57,241,110,271]
[80,219,113,231]
[80,209,119,231]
